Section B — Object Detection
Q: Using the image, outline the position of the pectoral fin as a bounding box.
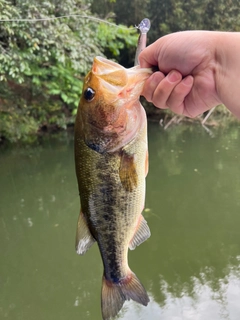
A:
[129,214,151,250]
[119,151,138,192]
[75,211,95,255]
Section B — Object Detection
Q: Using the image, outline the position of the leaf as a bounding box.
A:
[61,93,69,103]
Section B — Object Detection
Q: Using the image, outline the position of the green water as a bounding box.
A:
[1,123,240,320]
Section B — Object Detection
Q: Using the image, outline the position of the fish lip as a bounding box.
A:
[94,56,125,70]
[94,56,152,80]
[92,56,152,102]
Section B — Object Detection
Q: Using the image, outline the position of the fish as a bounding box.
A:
[74,23,152,320]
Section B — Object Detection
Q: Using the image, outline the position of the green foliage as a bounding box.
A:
[0,0,138,142]
[96,22,138,66]
[0,0,100,141]
[90,0,150,27]
[91,0,240,42]
[90,0,148,66]
[2,0,239,143]
[97,23,137,57]
[147,0,240,42]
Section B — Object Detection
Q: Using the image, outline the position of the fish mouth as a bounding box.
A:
[93,56,125,74]
[92,56,153,102]
[81,57,153,153]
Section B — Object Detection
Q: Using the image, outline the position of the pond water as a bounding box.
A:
[1,122,240,320]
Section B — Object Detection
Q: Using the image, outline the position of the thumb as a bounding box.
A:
[139,43,159,68]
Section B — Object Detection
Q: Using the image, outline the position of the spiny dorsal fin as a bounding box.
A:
[129,215,151,250]
[75,211,95,255]
[119,150,138,192]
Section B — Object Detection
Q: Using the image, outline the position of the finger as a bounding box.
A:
[166,76,194,115]
[141,71,165,102]
[151,71,183,109]
[139,43,159,68]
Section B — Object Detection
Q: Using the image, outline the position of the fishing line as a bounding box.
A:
[0,14,135,30]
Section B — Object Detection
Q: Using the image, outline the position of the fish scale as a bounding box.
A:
[77,133,146,278]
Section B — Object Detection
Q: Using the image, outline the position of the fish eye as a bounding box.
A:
[84,87,95,101]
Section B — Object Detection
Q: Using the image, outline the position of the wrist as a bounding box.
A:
[214,32,240,117]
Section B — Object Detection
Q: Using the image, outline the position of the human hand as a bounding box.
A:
[139,31,222,117]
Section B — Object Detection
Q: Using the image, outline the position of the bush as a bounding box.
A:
[0,0,138,142]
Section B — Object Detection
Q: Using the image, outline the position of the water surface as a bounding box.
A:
[1,123,240,320]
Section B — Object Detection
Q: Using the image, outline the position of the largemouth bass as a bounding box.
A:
[74,56,152,319]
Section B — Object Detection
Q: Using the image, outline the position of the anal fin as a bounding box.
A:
[75,211,95,255]
[129,214,151,250]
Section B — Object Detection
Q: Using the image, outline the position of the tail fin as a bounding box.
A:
[101,271,149,320]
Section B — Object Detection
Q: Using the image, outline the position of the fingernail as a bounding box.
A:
[149,72,165,87]
[183,76,193,85]
[168,71,181,83]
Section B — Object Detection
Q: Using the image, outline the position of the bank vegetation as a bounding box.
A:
[1,0,240,143]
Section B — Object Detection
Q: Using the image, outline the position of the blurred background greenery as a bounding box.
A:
[1,0,240,143]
